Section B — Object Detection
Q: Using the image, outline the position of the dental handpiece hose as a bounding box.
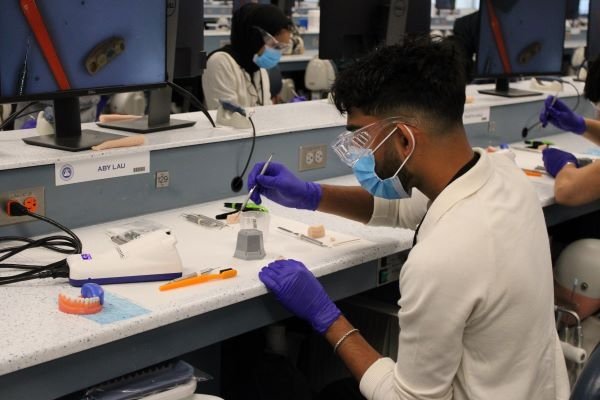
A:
[17,38,31,96]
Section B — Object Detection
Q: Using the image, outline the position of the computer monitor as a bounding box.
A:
[319,0,431,61]
[567,0,580,20]
[589,0,600,61]
[0,0,170,151]
[174,0,205,78]
[475,0,566,98]
[96,0,203,133]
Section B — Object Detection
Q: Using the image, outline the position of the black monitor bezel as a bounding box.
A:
[588,0,600,60]
[0,0,169,106]
[475,0,567,79]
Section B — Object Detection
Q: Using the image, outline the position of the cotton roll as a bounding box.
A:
[560,341,587,364]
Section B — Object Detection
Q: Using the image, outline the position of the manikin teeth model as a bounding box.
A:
[58,293,102,315]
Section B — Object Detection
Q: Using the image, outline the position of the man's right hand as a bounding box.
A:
[247,161,322,210]
[539,96,586,134]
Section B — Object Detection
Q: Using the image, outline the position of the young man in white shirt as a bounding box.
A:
[248,38,569,399]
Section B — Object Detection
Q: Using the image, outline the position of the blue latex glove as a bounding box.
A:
[539,96,586,134]
[259,259,341,334]
[542,148,579,177]
[248,161,322,210]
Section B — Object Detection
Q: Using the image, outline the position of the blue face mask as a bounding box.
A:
[351,127,415,200]
[253,47,282,69]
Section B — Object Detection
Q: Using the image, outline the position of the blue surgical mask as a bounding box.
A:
[352,127,415,199]
[253,47,282,69]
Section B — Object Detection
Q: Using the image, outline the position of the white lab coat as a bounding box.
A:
[360,149,570,400]
[202,51,272,110]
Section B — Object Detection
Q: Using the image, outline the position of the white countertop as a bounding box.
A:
[281,49,319,63]
[0,174,412,376]
[465,76,584,109]
[0,99,346,172]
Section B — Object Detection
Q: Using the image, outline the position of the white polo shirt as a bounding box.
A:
[202,51,272,110]
[360,149,570,400]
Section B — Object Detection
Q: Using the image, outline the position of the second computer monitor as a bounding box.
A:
[567,0,581,20]
[476,0,566,97]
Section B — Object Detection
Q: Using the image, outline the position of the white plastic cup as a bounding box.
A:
[240,211,270,236]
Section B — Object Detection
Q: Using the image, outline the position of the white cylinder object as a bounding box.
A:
[307,9,320,32]
[560,341,587,364]
[1,104,11,122]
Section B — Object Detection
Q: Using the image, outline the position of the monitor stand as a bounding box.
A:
[478,78,542,98]
[96,86,196,133]
[22,97,124,152]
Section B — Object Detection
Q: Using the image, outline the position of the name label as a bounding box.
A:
[55,152,150,186]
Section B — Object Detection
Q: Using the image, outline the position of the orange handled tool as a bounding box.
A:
[159,268,237,291]
[522,168,543,177]
[20,0,71,90]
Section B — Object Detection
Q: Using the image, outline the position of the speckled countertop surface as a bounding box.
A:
[0,99,347,171]
[0,174,414,376]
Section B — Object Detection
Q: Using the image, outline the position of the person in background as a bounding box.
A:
[249,38,568,400]
[538,57,600,244]
[539,56,600,204]
[202,3,292,110]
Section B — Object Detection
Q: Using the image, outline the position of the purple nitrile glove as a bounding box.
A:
[539,96,586,134]
[259,259,341,334]
[248,161,322,210]
[542,148,579,177]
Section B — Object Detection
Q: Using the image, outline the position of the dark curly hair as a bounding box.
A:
[585,56,600,103]
[331,37,467,131]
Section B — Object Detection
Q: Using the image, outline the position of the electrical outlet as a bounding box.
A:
[0,186,45,226]
[298,144,328,172]
[156,171,170,188]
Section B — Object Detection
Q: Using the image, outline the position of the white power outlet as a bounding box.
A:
[299,144,327,171]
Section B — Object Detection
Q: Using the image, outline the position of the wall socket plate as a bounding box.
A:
[298,144,328,172]
[156,171,170,188]
[0,186,45,226]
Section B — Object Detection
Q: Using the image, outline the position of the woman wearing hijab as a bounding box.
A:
[202,4,292,110]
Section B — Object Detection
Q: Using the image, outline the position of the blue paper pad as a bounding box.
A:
[84,293,149,325]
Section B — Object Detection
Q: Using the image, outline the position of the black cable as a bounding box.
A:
[521,78,582,138]
[0,203,81,285]
[167,81,216,127]
[230,116,256,192]
[0,102,38,131]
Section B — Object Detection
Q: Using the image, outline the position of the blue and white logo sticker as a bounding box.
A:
[81,253,92,260]
[60,164,74,181]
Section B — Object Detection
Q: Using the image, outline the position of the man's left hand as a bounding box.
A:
[259,259,341,334]
[542,148,579,177]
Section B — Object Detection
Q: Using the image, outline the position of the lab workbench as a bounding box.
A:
[0,86,598,398]
[0,179,412,400]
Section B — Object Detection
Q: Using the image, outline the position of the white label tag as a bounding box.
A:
[463,106,491,125]
[55,152,150,186]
